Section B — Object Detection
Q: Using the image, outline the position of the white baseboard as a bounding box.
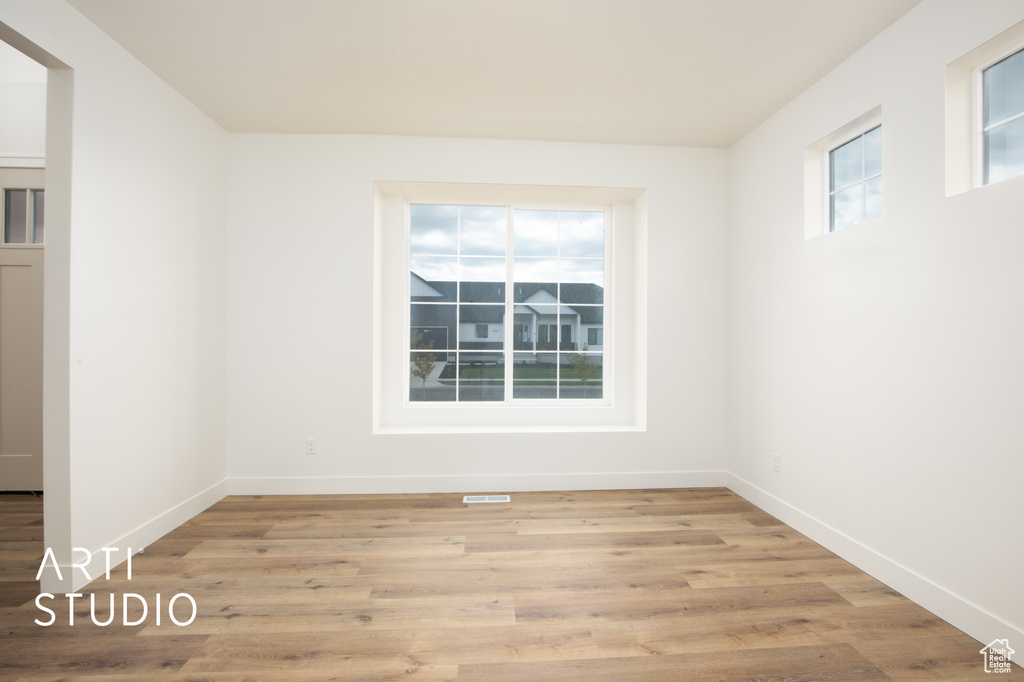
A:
[725,472,1023,647]
[38,478,229,594]
[228,470,727,496]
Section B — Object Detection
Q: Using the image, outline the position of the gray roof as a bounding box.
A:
[413,275,602,307]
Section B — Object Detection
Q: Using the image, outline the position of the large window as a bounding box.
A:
[409,204,605,403]
[829,126,882,231]
[982,47,1024,185]
[375,181,644,433]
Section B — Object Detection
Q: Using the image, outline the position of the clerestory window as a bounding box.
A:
[803,106,881,239]
[828,125,882,231]
[982,46,1024,185]
[944,20,1024,195]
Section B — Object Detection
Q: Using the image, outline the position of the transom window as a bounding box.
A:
[982,47,1024,185]
[2,188,45,244]
[829,125,882,231]
[409,204,606,403]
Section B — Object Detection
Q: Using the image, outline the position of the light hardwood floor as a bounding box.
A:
[1,489,1020,681]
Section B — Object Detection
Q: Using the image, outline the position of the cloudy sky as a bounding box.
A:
[410,205,604,287]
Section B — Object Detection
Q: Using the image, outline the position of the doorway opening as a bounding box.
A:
[0,38,46,493]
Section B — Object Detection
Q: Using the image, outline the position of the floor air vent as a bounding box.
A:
[463,495,511,504]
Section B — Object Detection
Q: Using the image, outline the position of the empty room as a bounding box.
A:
[0,0,1022,679]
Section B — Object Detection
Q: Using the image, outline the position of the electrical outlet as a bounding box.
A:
[771,452,781,473]
[306,437,317,455]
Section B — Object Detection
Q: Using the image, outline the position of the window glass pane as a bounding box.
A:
[512,304,557,351]
[536,323,558,351]
[458,305,504,350]
[831,184,863,231]
[411,304,455,350]
[560,258,603,285]
[984,48,1024,127]
[513,352,557,399]
[411,255,459,284]
[512,312,531,351]
[863,127,882,178]
[410,204,458,255]
[578,307,604,349]
[830,136,863,191]
[458,353,504,402]
[410,202,609,405]
[560,260,604,303]
[559,211,604,257]
[410,351,455,402]
[560,352,603,400]
[513,257,558,303]
[4,189,28,244]
[459,257,505,302]
[31,190,44,244]
[459,206,506,256]
[411,256,458,302]
[985,115,1024,184]
[558,305,579,351]
[864,176,883,223]
[513,209,559,257]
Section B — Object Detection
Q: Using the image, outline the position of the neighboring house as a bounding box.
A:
[411,273,604,355]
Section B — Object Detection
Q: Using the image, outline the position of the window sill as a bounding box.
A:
[373,423,646,435]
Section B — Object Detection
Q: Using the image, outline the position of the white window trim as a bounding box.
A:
[374,181,647,434]
[945,18,1024,196]
[803,106,882,240]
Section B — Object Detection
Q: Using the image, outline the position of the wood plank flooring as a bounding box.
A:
[1,488,1020,681]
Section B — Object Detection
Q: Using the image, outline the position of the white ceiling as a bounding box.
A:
[67,0,921,148]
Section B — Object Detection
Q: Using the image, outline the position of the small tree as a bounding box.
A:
[410,331,438,399]
[566,344,597,398]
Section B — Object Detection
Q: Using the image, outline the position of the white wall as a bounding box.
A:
[0,38,45,166]
[226,135,729,493]
[0,0,228,590]
[7,0,1015,648]
[728,0,1024,646]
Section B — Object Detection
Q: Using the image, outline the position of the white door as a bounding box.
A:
[0,167,44,491]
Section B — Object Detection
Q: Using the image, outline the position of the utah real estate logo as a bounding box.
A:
[980,639,1015,674]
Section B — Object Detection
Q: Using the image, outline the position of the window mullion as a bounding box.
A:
[555,211,562,400]
[30,189,41,244]
[27,190,35,244]
[455,207,462,402]
[984,108,1024,132]
[505,205,514,403]
[861,133,868,223]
